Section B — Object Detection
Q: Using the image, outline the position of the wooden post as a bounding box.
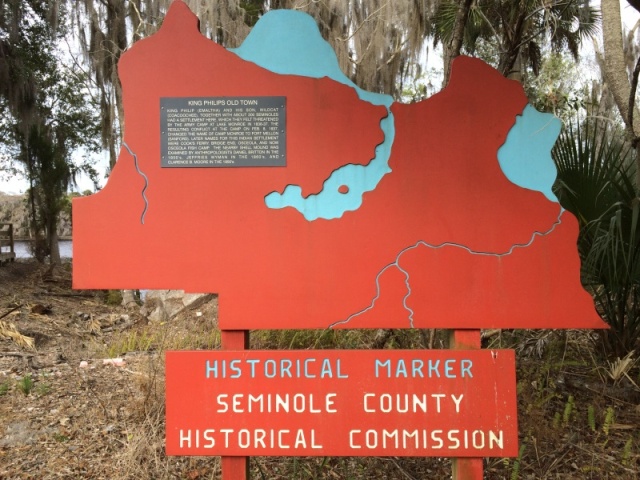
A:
[450,329,483,480]
[221,330,250,480]
[8,224,13,254]
[0,223,15,263]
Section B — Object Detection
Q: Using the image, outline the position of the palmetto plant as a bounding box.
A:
[553,119,640,358]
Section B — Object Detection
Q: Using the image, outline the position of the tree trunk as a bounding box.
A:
[499,50,522,80]
[601,0,634,127]
[602,0,640,185]
[498,10,527,80]
[111,0,127,149]
[27,172,38,242]
[442,0,473,86]
[48,215,61,266]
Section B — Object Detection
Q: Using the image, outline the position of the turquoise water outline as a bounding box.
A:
[230,10,565,327]
[233,10,559,221]
[232,10,394,220]
[329,207,565,329]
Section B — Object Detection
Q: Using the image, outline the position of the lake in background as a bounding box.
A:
[12,240,73,259]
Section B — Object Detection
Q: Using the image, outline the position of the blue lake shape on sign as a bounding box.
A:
[234,11,561,219]
[497,105,561,203]
[232,10,394,221]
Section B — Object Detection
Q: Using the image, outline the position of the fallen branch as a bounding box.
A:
[0,306,21,321]
[35,291,96,298]
[0,351,35,358]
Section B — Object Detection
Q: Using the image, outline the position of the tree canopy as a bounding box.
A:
[0,0,100,263]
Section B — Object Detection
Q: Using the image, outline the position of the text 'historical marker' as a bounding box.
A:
[165,350,518,457]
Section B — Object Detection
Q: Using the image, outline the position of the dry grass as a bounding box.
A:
[0,261,639,479]
[0,320,35,350]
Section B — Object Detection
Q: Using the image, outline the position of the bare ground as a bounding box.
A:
[0,260,638,479]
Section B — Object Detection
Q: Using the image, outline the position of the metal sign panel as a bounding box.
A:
[160,96,286,167]
[165,349,519,457]
[72,1,606,331]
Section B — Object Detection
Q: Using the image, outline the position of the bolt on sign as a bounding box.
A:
[166,350,518,457]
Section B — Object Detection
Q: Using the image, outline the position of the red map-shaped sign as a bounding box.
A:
[73,1,607,331]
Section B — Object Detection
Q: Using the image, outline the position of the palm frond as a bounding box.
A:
[553,120,635,225]
[553,118,640,357]
[432,0,458,46]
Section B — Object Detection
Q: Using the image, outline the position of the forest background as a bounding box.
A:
[0,0,639,478]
